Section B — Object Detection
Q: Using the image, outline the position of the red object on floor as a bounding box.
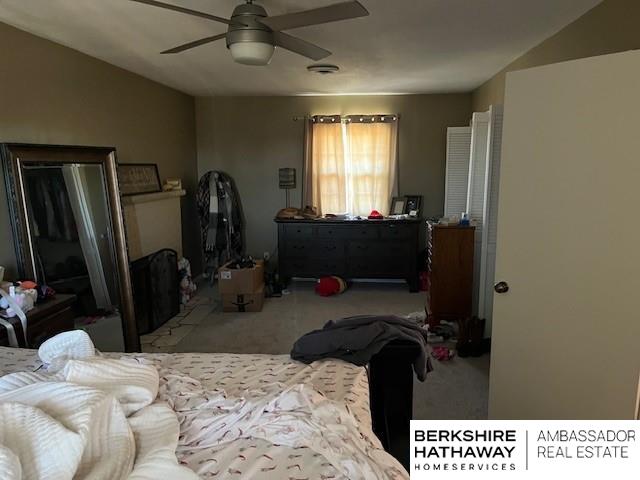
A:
[431,346,455,361]
[367,209,383,219]
[315,276,347,296]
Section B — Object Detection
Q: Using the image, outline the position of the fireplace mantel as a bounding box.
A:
[122,189,186,261]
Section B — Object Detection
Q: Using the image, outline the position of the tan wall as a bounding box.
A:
[196,94,472,258]
[0,22,200,277]
[473,0,640,111]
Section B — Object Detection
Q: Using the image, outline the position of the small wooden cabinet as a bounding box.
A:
[0,294,76,348]
[426,222,475,321]
[276,218,421,291]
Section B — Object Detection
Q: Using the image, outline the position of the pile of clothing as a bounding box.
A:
[291,315,432,381]
[196,171,244,281]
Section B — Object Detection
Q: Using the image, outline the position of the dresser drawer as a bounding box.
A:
[383,241,412,257]
[314,239,345,257]
[348,241,377,256]
[348,258,380,277]
[283,224,313,238]
[285,239,345,258]
[380,224,411,239]
[348,257,408,277]
[346,225,380,238]
[284,240,312,256]
[312,258,346,275]
[348,240,411,257]
[315,225,348,238]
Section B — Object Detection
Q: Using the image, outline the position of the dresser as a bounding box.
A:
[426,222,475,321]
[276,218,421,291]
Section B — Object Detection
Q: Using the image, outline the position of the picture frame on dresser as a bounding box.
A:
[390,196,406,215]
[403,195,422,215]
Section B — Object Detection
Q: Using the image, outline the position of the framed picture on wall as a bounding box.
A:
[118,163,162,196]
[403,195,422,215]
[390,196,406,215]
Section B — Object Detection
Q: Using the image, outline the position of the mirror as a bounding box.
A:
[2,144,139,351]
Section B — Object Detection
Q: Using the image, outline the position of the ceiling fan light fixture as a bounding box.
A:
[229,42,274,65]
[226,2,274,65]
[136,0,370,64]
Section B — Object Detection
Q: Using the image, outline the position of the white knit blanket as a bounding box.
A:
[0,332,198,480]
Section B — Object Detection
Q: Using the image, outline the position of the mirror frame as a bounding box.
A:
[1,143,140,352]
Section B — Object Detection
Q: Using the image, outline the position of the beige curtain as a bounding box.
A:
[345,120,398,216]
[302,117,314,208]
[306,115,398,216]
[310,118,347,215]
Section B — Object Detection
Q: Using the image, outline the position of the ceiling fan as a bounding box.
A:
[130,0,369,65]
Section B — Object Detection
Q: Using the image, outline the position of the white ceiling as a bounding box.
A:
[0,0,602,96]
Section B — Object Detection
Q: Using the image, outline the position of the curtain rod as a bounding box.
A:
[292,114,400,121]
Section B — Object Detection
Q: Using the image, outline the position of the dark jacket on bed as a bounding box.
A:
[291,315,432,381]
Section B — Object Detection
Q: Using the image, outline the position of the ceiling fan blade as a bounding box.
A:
[273,32,331,61]
[260,1,369,31]
[130,0,238,25]
[160,33,226,54]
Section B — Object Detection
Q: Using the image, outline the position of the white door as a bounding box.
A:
[490,51,640,419]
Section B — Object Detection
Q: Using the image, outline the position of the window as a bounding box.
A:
[304,115,398,216]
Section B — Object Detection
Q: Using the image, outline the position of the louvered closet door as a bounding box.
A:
[444,127,471,217]
[466,112,490,317]
[479,106,503,335]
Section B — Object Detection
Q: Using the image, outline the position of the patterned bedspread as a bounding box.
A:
[0,347,380,480]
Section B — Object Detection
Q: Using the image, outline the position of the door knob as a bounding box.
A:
[494,281,509,294]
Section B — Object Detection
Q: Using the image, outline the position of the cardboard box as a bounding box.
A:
[222,285,264,312]
[218,260,264,294]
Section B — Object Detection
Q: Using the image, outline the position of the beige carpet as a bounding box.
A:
[142,280,489,420]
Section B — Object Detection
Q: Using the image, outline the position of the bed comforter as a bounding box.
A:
[0,332,408,480]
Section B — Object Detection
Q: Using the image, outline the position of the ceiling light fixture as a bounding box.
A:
[307,64,340,74]
[227,2,274,65]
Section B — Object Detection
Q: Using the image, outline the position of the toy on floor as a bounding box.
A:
[315,276,348,297]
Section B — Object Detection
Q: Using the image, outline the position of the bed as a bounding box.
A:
[0,344,411,479]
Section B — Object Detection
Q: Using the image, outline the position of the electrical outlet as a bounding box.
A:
[263,251,271,261]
